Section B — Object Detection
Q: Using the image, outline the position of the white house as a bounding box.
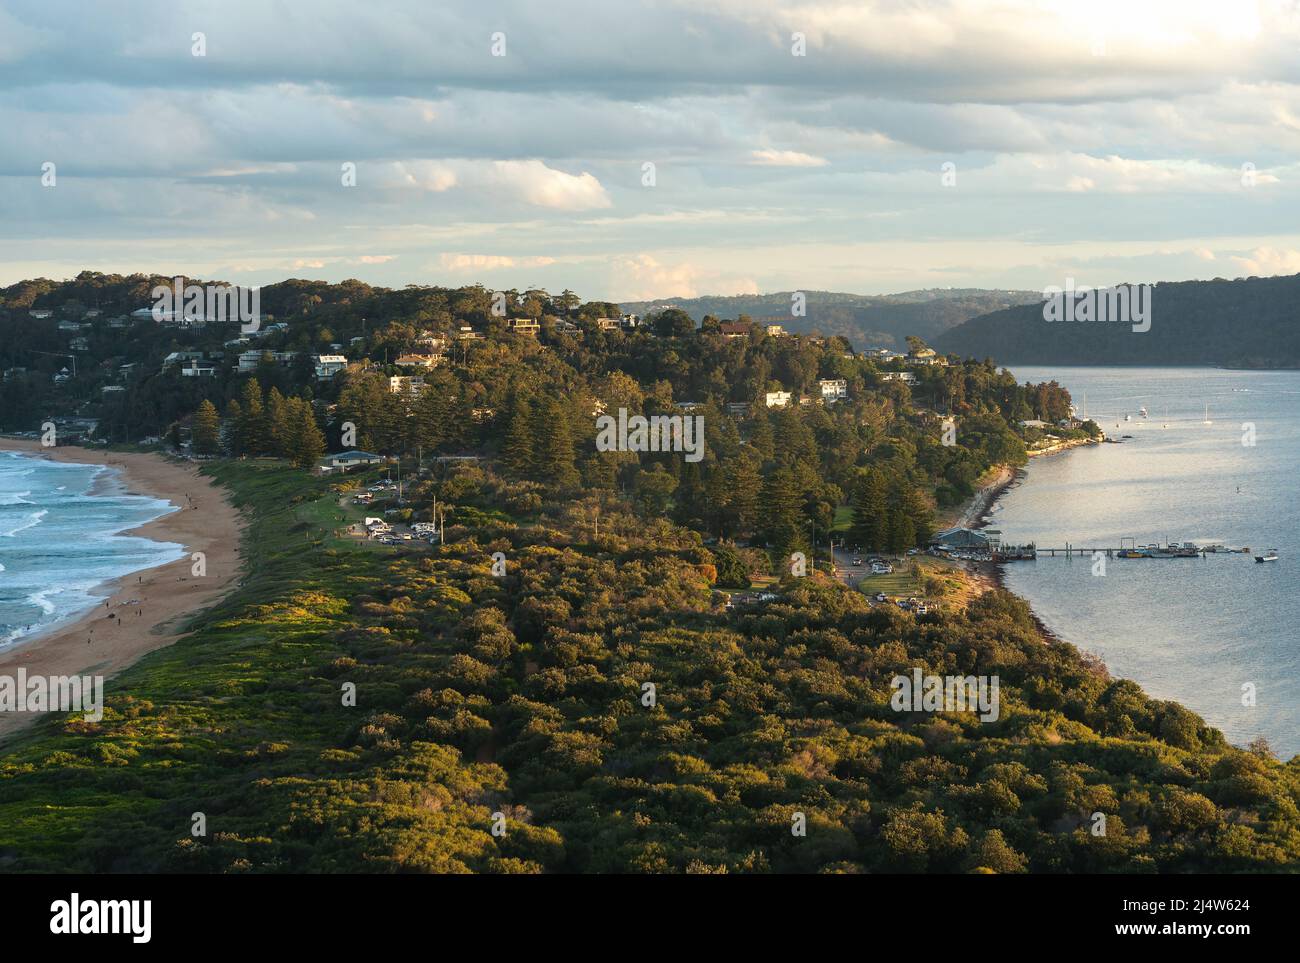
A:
[314,354,348,379]
[388,375,425,395]
[818,378,848,402]
[880,371,918,385]
[764,390,793,408]
[180,360,218,377]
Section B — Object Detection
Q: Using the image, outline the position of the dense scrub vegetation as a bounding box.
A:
[0,463,1296,873]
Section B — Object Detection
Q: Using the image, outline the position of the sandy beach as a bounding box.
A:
[0,440,245,739]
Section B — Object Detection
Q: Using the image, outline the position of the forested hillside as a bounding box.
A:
[619,289,1040,351]
[937,274,1300,367]
[2,272,1296,873]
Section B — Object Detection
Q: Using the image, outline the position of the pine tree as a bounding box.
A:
[191,399,222,455]
[237,379,269,456]
[532,397,578,487]
[759,466,803,556]
[887,509,916,555]
[724,453,762,535]
[850,471,889,551]
[502,398,535,475]
[223,399,243,455]
[266,387,291,458]
[289,398,325,469]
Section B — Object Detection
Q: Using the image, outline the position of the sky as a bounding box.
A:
[2,0,1299,301]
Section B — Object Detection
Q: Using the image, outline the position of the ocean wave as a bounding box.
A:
[0,490,33,505]
[27,588,59,615]
[0,509,47,537]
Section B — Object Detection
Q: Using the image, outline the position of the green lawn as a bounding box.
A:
[855,567,923,597]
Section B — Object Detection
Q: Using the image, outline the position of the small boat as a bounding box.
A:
[1139,406,1148,418]
[1255,549,1279,563]
[1124,413,1132,422]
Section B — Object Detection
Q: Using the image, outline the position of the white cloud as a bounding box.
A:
[488,160,612,210]
[1228,247,1300,277]
[439,253,557,271]
[749,149,828,167]
[610,254,759,300]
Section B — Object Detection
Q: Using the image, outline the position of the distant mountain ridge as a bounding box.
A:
[619,288,1040,350]
[937,274,1300,368]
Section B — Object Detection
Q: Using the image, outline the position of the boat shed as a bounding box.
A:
[929,527,992,551]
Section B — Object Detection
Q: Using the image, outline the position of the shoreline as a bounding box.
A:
[0,440,245,739]
[951,443,1103,646]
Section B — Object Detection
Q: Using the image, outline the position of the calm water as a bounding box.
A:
[0,451,185,649]
[992,367,1300,758]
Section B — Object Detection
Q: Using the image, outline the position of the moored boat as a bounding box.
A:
[1255,549,1279,563]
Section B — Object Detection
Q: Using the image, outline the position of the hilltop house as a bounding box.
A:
[388,375,425,395]
[179,360,218,377]
[720,321,752,339]
[314,354,349,379]
[818,378,848,402]
[394,353,441,369]
[238,350,297,373]
[318,450,385,474]
[880,371,918,385]
[764,390,793,408]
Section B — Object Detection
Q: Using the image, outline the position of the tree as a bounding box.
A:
[633,464,678,516]
[652,308,695,338]
[236,379,269,456]
[192,399,221,455]
[502,397,534,475]
[288,398,325,469]
[887,509,916,555]
[759,467,803,556]
[710,545,750,589]
[223,399,243,455]
[532,398,579,487]
[849,471,889,551]
[266,387,291,458]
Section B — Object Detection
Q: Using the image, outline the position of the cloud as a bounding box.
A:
[1228,247,1300,277]
[439,253,557,271]
[749,149,828,167]
[488,160,611,210]
[610,254,759,300]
